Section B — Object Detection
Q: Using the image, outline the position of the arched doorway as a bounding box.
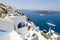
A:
[18,22,25,29]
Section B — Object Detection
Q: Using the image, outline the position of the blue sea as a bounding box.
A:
[20,10,60,34]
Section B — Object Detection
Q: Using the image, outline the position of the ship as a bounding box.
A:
[0,3,60,40]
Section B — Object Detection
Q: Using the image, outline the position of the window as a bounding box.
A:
[18,22,25,29]
[18,23,22,29]
[13,14,18,16]
[32,33,37,37]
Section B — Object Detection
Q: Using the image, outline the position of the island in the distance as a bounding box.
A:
[18,9,60,14]
[32,10,60,14]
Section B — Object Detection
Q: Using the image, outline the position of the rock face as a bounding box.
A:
[0,3,16,11]
[0,3,6,8]
[0,8,7,18]
[0,3,25,18]
[0,3,7,18]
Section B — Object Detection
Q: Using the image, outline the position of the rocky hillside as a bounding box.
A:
[0,3,21,18]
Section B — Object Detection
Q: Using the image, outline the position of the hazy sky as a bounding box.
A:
[0,0,60,11]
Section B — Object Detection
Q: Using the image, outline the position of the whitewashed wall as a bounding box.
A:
[9,16,27,31]
[0,30,23,40]
[0,18,14,31]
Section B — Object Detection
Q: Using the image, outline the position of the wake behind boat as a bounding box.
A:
[47,22,56,27]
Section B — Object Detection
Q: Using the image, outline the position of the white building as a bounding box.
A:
[0,30,23,40]
[0,17,14,31]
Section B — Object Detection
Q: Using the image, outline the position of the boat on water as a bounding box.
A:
[0,3,60,40]
[40,14,45,16]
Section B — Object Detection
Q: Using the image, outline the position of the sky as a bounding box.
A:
[0,0,60,11]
